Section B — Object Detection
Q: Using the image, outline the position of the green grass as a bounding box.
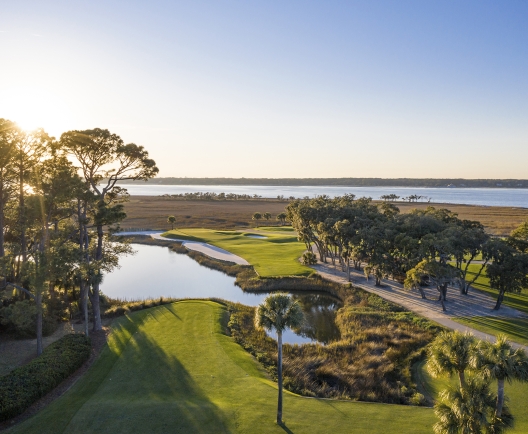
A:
[414,360,528,434]
[255,226,295,232]
[451,263,528,346]
[9,301,436,433]
[162,228,312,277]
[462,263,528,314]
[453,316,528,346]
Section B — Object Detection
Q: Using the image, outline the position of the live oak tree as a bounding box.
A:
[276,212,287,226]
[252,212,262,227]
[485,239,528,310]
[61,128,158,331]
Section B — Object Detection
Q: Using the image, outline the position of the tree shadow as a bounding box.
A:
[278,421,295,433]
[19,304,230,434]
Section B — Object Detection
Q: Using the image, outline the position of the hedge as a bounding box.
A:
[0,333,91,422]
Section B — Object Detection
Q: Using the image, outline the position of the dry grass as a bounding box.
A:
[227,287,440,404]
[122,197,528,235]
[122,197,289,230]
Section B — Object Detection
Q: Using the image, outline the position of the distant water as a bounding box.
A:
[123,184,528,208]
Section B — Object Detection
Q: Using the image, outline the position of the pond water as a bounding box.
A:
[101,244,341,345]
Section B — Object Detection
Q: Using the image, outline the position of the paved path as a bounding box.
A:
[117,231,250,265]
[311,260,528,351]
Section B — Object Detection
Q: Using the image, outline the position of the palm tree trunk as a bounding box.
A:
[496,378,505,417]
[277,331,283,425]
[458,370,465,389]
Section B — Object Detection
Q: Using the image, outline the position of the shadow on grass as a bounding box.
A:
[11,305,230,434]
[456,316,528,346]
[278,421,295,433]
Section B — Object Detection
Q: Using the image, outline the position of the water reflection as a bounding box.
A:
[292,294,342,344]
[102,244,342,345]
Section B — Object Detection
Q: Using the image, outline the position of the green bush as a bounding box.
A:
[0,300,57,338]
[0,333,91,422]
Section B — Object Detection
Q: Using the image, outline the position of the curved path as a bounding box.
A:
[311,259,528,350]
[117,231,250,265]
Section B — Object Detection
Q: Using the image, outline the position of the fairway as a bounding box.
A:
[9,301,435,434]
[162,228,313,277]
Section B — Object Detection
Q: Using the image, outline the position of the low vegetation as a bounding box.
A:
[227,286,440,404]
[0,334,91,422]
[121,196,528,235]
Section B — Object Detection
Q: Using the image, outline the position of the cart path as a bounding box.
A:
[311,260,528,351]
[117,231,250,265]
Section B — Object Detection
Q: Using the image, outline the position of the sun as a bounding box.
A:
[0,86,76,138]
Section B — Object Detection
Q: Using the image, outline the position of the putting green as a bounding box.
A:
[9,301,435,433]
[163,228,313,277]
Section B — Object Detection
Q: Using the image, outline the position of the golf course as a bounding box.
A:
[7,301,436,434]
[162,228,312,277]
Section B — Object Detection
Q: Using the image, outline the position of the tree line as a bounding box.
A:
[0,119,158,355]
[286,195,528,311]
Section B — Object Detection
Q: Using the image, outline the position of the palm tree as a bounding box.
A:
[255,293,303,425]
[252,212,262,227]
[426,331,477,388]
[479,335,528,418]
[167,215,176,230]
[433,376,512,434]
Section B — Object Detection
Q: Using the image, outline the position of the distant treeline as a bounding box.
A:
[160,192,432,203]
[120,177,528,188]
[160,192,289,201]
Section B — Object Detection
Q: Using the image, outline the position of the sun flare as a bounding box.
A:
[1,87,76,137]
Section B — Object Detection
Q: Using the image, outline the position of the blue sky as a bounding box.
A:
[1,1,527,178]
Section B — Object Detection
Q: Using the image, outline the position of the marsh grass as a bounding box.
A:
[227,287,440,405]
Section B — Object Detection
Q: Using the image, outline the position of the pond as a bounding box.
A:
[101,244,342,345]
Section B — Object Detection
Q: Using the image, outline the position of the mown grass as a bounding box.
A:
[256,226,295,232]
[8,301,435,433]
[464,263,528,314]
[414,360,528,434]
[450,264,528,345]
[162,228,312,277]
[453,317,528,346]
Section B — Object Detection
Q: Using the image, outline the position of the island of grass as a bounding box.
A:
[162,228,312,277]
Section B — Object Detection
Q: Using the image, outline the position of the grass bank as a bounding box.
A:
[162,228,312,277]
[7,301,435,433]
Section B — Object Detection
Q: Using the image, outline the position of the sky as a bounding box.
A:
[1,1,527,179]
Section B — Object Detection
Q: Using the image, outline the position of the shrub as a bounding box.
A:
[301,252,317,265]
[0,300,57,338]
[0,333,91,422]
